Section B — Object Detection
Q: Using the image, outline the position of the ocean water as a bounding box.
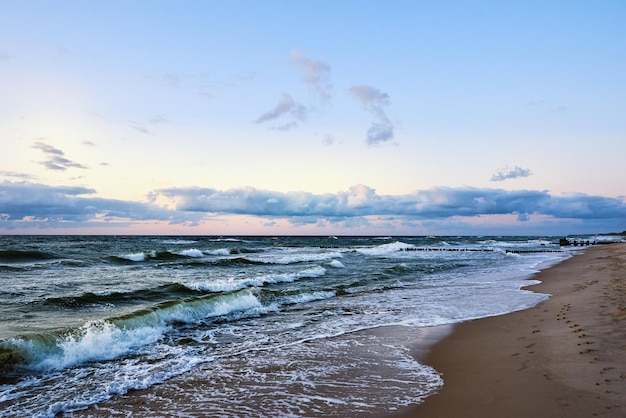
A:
[0,235,598,417]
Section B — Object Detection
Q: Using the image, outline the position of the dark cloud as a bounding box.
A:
[491,166,532,182]
[349,85,395,145]
[288,50,332,104]
[3,182,625,234]
[255,93,308,130]
[32,141,88,171]
[152,184,626,224]
[0,182,201,227]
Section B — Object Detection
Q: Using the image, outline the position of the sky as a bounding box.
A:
[1,0,625,236]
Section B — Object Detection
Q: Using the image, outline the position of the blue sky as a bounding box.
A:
[1,0,625,235]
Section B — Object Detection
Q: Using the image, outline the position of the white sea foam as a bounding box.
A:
[119,252,146,262]
[160,239,197,245]
[329,260,345,268]
[185,266,326,293]
[116,290,263,329]
[204,248,230,256]
[356,241,414,256]
[5,321,164,372]
[175,248,204,258]
[6,290,263,374]
[247,250,343,264]
[282,291,335,305]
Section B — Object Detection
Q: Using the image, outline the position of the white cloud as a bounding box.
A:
[349,85,395,145]
[288,50,332,104]
[491,166,532,182]
[348,85,390,107]
[255,93,308,130]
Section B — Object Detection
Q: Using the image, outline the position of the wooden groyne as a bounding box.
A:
[399,247,566,254]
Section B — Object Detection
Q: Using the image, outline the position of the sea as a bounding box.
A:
[0,234,614,417]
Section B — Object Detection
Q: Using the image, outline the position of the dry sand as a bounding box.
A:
[394,242,626,418]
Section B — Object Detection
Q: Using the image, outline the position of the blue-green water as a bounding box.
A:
[0,235,603,416]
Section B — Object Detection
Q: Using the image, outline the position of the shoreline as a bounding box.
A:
[393,243,626,417]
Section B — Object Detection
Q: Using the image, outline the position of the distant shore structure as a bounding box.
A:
[559,238,593,247]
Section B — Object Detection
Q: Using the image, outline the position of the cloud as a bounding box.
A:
[161,73,181,88]
[128,120,151,134]
[32,141,88,171]
[349,85,390,107]
[0,171,37,181]
[152,184,626,224]
[366,120,394,145]
[128,115,169,135]
[349,85,395,145]
[525,100,545,108]
[0,51,14,60]
[491,166,532,182]
[321,133,335,145]
[255,93,308,130]
[147,114,168,124]
[0,182,201,227]
[3,182,626,234]
[288,50,332,104]
[255,51,331,132]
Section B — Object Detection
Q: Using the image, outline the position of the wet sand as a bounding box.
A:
[394,242,626,417]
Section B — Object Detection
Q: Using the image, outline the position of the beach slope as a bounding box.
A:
[396,243,626,417]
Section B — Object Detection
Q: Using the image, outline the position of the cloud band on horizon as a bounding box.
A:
[2,181,624,234]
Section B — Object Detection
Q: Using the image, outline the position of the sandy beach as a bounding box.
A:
[395,242,626,418]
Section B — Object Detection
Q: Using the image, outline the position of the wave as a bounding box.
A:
[108,251,154,262]
[279,290,335,305]
[109,249,205,263]
[183,266,327,293]
[356,241,415,256]
[245,250,343,265]
[159,239,198,245]
[204,248,231,256]
[42,283,201,309]
[226,247,264,254]
[1,289,263,374]
[0,249,56,262]
[109,248,252,264]
[108,247,340,266]
[211,238,242,242]
[328,260,345,268]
